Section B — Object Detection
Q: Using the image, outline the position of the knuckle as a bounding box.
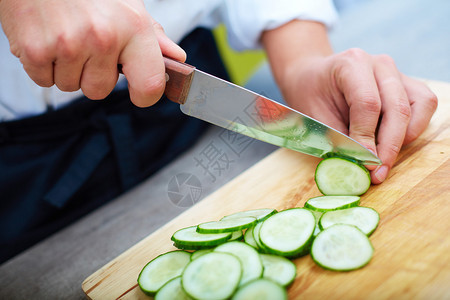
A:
[20,42,53,66]
[341,48,369,62]
[385,142,402,158]
[426,91,439,112]
[396,98,412,121]
[89,22,117,53]
[55,33,80,61]
[375,54,396,67]
[358,95,382,114]
[142,73,166,96]
[151,20,166,34]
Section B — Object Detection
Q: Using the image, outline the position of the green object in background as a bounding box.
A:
[213,24,266,86]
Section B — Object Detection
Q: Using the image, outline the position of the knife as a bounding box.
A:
[163,57,381,165]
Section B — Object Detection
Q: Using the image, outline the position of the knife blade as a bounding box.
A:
[163,57,381,165]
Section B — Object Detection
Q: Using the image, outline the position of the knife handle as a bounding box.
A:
[117,57,195,105]
[163,57,195,105]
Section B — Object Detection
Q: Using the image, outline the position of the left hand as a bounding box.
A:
[277,49,438,183]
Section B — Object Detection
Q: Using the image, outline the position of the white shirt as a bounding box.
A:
[0,0,337,121]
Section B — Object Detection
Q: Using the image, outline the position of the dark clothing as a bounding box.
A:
[0,28,229,263]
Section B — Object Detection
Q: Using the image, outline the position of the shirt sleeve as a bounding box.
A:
[221,0,339,51]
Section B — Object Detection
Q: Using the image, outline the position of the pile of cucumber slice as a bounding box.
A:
[138,157,380,299]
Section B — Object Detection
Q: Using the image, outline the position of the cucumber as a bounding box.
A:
[197,216,257,234]
[252,221,266,251]
[154,276,192,300]
[307,209,323,237]
[141,201,380,299]
[231,278,287,300]
[244,226,258,249]
[319,206,380,236]
[305,195,360,212]
[214,241,263,286]
[315,157,370,196]
[229,230,244,241]
[171,226,231,249]
[181,252,242,300]
[138,250,191,296]
[311,224,374,271]
[221,208,277,222]
[190,248,213,261]
[260,254,297,287]
[259,208,315,257]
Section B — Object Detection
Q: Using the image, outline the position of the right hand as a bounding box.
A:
[0,0,185,107]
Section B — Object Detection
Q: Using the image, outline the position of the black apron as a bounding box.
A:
[0,28,230,263]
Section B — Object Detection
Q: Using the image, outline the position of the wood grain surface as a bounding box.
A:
[82,80,450,300]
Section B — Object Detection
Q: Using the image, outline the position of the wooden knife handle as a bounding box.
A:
[163,57,195,105]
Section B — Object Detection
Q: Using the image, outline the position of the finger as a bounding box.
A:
[151,19,186,62]
[22,59,55,88]
[335,50,381,157]
[401,75,438,145]
[18,39,55,87]
[80,54,119,100]
[371,55,411,184]
[119,21,165,107]
[53,56,85,92]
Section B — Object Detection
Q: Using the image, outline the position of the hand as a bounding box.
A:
[262,20,438,184]
[279,49,438,183]
[0,0,185,107]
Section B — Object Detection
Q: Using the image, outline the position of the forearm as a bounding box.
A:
[261,20,333,90]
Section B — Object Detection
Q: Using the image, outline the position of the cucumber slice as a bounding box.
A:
[214,241,263,286]
[172,226,231,248]
[260,254,297,287]
[197,217,257,234]
[252,222,264,250]
[229,230,244,241]
[244,227,258,249]
[259,208,315,257]
[311,224,374,271]
[319,207,380,236]
[138,250,191,296]
[221,208,277,222]
[181,252,242,300]
[305,195,361,212]
[191,248,214,261]
[231,278,287,300]
[307,209,323,237]
[154,276,192,300]
[315,157,370,196]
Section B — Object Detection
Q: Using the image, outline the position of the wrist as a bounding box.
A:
[261,20,333,93]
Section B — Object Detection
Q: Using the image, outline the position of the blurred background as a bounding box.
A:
[221,0,450,101]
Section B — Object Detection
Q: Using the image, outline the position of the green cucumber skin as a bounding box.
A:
[318,207,380,236]
[259,208,315,258]
[315,157,371,196]
[196,218,258,234]
[221,208,278,223]
[171,226,232,248]
[137,250,191,296]
[311,225,374,272]
[304,196,361,212]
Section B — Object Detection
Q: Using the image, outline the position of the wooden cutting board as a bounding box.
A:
[82,80,450,300]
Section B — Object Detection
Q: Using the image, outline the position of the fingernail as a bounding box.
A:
[374,165,389,182]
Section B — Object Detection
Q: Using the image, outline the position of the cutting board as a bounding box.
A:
[82,80,450,300]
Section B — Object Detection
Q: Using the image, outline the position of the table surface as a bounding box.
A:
[81,79,450,300]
